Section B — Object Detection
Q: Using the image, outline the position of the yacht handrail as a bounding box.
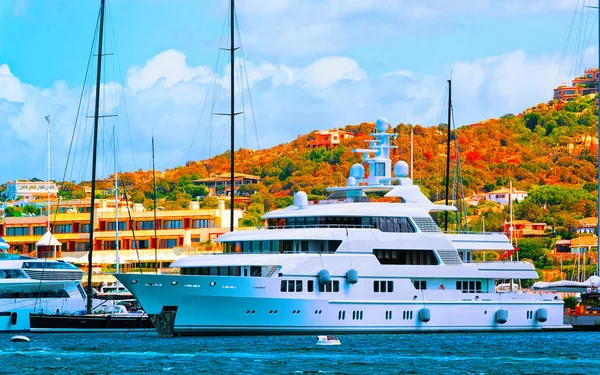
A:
[443,231,504,235]
[256,224,375,230]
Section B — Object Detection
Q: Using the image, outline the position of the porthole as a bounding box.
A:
[209,281,216,286]
[314,310,318,314]
[246,310,250,315]
[171,281,178,286]
[130,280,138,284]
[274,310,278,314]
[251,310,255,314]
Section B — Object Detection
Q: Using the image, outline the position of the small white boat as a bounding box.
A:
[316,335,341,346]
[10,335,30,343]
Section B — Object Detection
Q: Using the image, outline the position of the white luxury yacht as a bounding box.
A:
[116,117,569,335]
[0,242,87,332]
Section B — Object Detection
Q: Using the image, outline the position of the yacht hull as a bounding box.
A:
[117,273,569,336]
[0,297,85,332]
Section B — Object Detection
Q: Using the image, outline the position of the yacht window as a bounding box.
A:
[413,280,427,290]
[373,249,438,265]
[288,280,295,292]
[307,280,314,292]
[250,266,262,277]
[296,280,303,292]
[372,217,415,233]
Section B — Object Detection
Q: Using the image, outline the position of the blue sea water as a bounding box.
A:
[0,331,597,375]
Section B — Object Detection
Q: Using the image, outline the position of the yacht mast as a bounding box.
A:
[229,0,235,232]
[46,115,51,232]
[114,124,120,290]
[444,79,451,232]
[597,0,599,277]
[86,0,105,314]
[152,136,158,273]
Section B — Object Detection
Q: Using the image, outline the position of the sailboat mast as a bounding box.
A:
[229,0,235,232]
[86,0,105,314]
[152,136,158,274]
[444,79,451,232]
[114,124,120,281]
[46,115,51,232]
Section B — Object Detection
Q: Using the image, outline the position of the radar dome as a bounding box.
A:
[293,191,308,208]
[376,117,390,133]
[347,177,356,186]
[394,161,409,177]
[349,163,365,179]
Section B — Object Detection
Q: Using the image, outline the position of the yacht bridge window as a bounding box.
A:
[266,216,415,233]
[180,266,269,277]
[223,240,341,254]
[0,269,27,279]
[373,249,439,265]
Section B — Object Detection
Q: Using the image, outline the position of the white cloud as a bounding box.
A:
[0,45,590,182]
[126,49,213,94]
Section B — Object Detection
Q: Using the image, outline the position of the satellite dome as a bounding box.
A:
[394,161,409,177]
[349,163,365,179]
[347,177,356,186]
[293,191,308,208]
[376,117,390,133]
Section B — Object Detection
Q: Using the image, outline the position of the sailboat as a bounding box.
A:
[29,0,152,333]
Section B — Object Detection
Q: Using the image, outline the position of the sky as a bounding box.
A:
[0,0,598,184]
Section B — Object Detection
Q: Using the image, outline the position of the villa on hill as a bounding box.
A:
[193,173,261,197]
[573,217,597,234]
[309,130,354,150]
[501,220,546,238]
[484,187,528,205]
[553,67,598,101]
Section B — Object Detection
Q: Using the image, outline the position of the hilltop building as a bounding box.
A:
[501,220,546,238]
[4,180,58,201]
[309,130,354,149]
[193,173,261,196]
[553,68,598,101]
[484,187,528,205]
[573,217,597,234]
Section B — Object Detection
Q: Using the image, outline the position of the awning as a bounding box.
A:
[36,230,62,247]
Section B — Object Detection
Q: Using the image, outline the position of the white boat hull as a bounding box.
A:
[0,297,86,332]
[117,274,569,335]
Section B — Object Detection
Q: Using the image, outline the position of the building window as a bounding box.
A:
[163,220,183,229]
[192,219,214,228]
[138,221,154,230]
[160,239,178,249]
[53,224,72,234]
[106,221,126,231]
[6,227,29,236]
[133,240,150,249]
[33,226,46,235]
[79,223,91,233]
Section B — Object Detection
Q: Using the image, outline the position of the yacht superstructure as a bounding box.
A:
[116,117,568,335]
[0,250,86,332]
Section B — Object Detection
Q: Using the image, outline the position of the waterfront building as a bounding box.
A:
[193,173,261,196]
[0,199,242,263]
[484,187,528,205]
[308,130,354,149]
[553,68,598,101]
[4,180,58,201]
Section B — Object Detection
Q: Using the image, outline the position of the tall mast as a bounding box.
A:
[152,136,158,274]
[46,115,51,231]
[444,79,451,232]
[229,0,235,232]
[410,127,414,180]
[114,124,120,289]
[597,0,599,277]
[86,0,105,314]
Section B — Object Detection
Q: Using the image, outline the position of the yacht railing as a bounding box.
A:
[443,230,503,235]
[257,224,375,230]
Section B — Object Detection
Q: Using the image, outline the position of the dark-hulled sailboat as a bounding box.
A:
[29,0,152,333]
